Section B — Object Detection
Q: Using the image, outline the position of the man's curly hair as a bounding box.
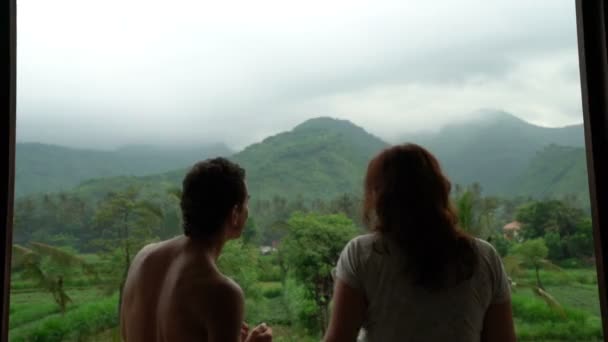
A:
[180,157,247,239]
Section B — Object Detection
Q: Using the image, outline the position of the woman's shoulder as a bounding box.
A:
[348,233,378,247]
[346,233,390,255]
[471,238,505,274]
[341,234,380,262]
[472,238,501,257]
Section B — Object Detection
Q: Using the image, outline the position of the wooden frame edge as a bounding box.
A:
[1,0,16,340]
[576,0,608,339]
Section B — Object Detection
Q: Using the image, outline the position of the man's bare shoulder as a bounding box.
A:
[201,275,245,329]
[130,237,181,268]
[185,272,243,306]
[209,275,243,302]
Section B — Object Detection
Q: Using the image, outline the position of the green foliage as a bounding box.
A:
[235,117,387,201]
[514,238,549,266]
[13,194,95,248]
[281,276,319,333]
[516,200,593,262]
[218,241,260,297]
[9,295,119,342]
[9,302,60,329]
[489,234,512,257]
[281,213,358,333]
[91,187,163,313]
[517,200,586,240]
[564,218,595,258]
[9,116,599,341]
[259,282,283,299]
[453,184,500,239]
[545,231,566,261]
[512,294,602,341]
[257,254,282,282]
[242,218,259,245]
[11,243,97,314]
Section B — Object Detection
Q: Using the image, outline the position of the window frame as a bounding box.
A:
[0,0,16,338]
[0,0,608,340]
[576,0,608,336]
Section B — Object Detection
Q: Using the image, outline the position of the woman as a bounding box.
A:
[324,144,516,342]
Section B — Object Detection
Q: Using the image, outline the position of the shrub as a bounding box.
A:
[261,282,283,299]
[512,294,603,341]
[9,295,118,342]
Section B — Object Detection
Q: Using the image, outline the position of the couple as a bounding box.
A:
[120,143,516,342]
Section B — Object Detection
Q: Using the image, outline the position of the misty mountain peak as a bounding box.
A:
[294,117,364,133]
[449,110,530,130]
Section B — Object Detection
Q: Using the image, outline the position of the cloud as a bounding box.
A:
[16,0,583,149]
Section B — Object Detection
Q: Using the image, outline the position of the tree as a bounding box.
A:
[12,242,97,314]
[517,200,586,240]
[280,213,358,335]
[487,234,512,257]
[328,193,363,227]
[564,218,594,259]
[455,190,476,233]
[516,200,591,261]
[241,218,259,245]
[217,240,261,322]
[453,183,498,238]
[504,239,566,318]
[512,238,557,290]
[92,187,163,315]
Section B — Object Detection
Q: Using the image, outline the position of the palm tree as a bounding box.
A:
[12,242,97,314]
[93,187,164,317]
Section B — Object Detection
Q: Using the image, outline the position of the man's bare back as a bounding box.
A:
[120,158,271,342]
[121,236,243,341]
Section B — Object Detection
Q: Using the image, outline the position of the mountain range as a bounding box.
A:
[404,111,585,194]
[15,112,589,205]
[15,143,232,197]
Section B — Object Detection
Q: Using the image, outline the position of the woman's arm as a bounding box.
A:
[324,279,367,342]
[481,301,516,342]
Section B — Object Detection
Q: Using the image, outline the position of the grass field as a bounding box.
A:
[9,287,118,342]
[8,268,604,341]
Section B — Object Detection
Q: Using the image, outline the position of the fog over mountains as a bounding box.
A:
[15,112,587,204]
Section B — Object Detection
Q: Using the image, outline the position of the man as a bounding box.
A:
[120,158,272,342]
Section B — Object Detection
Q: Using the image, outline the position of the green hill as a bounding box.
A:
[403,111,584,194]
[15,143,232,197]
[510,144,589,203]
[67,117,388,201]
[16,113,587,202]
[13,115,593,249]
[234,117,387,199]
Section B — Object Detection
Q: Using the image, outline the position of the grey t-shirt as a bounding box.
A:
[335,234,510,342]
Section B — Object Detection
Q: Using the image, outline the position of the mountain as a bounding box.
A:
[15,143,232,197]
[402,111,585,194]
[510,145,589,203]
[63,117,388,201]
[234,117,387,199]
[17,113,588,203]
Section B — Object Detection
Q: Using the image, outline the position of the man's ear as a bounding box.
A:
[231,205,240,226]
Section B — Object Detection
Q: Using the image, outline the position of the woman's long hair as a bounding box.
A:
[364,143,476,290]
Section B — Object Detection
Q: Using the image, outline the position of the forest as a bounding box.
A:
[8,183,602,341]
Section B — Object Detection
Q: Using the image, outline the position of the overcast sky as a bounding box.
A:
[16,0,582,150]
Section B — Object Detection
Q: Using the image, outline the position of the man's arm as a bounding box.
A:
[206,280,245,342]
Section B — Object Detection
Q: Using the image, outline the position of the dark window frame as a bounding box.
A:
[0,0,16,338]
[577,0,608,337]
[1,0,608,340]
